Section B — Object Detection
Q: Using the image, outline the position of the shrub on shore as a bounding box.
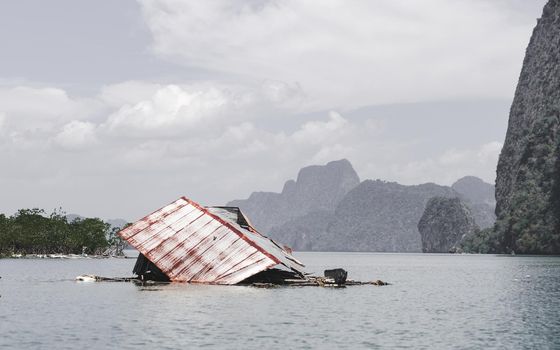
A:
[0,208,124,256]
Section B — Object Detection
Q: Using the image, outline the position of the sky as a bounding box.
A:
[0,0,547,220]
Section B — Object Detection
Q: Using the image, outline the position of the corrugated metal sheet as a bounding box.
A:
[119,197,305,284]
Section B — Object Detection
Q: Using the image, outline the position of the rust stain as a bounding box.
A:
[119,197,305,284]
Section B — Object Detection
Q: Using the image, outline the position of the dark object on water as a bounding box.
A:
[133,253,170,282]
[372,279,388,286]
[324,268,348,285]
[239,268,302,285]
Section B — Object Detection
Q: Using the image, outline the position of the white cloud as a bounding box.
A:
[389,141,503,185]
[292,111,348,145]
[0,80,507,218]
[260,80,305,108]
[99,81,162,108]
[0,86,74,119]
[100,80,307,139]
[0,112,5,133]
[477,141,503,163]
[53,120,98,150]
[0,86,100,121]
[0,0,546,219]
[103,84,229,137]
[139,0,540,109]
[0,80,306,151]
[0,86,102,138]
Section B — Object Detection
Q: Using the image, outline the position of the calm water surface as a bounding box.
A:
[1,252,559,349]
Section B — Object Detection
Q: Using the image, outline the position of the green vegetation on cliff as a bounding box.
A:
[0,208,124,256]
[496,114,560,253]
[418,197,478,253]
[459,228,501,254]
[494,0,560,254]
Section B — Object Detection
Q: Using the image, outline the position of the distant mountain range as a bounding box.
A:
[228,159,496,252]
[229,159,360,233]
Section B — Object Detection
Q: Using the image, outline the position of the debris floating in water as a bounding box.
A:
[118,197,307,284]
[76,275,138,283]
[76,274,97,282]
[83,196,390,287]
[75,273,390,287]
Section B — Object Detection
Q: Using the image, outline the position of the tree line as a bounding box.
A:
[0,208,126,256]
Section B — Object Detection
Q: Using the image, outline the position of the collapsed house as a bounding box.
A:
[118,197,307,285]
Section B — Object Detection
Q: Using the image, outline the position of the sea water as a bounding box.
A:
[1,252,559,349]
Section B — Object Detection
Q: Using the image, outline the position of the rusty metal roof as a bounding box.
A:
[118,197,305,284]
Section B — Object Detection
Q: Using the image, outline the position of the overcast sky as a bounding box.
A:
[0,0,547,220]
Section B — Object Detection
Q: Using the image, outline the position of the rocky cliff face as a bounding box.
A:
[452,176,496,229]
[495,0,560,254]
[268,210,332,251]
[267,178,496,252]
[228,159,360,233]
[230,158,497,252]
[452,176,495,207]
[418,197,478,253]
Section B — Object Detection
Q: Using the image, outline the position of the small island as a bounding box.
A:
[0,208,126,258]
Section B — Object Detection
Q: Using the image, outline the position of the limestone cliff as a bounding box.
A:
[452,176,496,229]
[418,197,478,253]
[495,0,560,254]
[227,159,360,233]
[229,159,496,252]
[320,180,458,252]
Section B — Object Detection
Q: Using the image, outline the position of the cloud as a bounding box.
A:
[100,80,307,139]
[99,81,162,108]
[139,0,541,109]
[0,86,75,119]
[0,85,102,138]
[389,141,503,185]
[0,0,545,219]
[0,79,506,218]
[0,80,307,151]
[477,141,503,163]
[0,112,5,133]
[292,111,348,145]
[53,120,98,150]
[103,84,229,137]
[260,80,305,108]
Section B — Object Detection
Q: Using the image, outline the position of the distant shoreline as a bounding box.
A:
[3,251,559,259]
[2,253,132,259]
[0,253,136,260]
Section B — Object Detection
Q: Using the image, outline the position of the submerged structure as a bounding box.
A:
[118,197,306,285]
